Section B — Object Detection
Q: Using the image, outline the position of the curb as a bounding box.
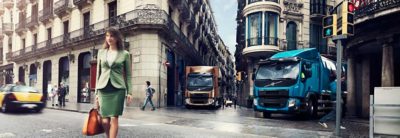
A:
[45,107,89,113]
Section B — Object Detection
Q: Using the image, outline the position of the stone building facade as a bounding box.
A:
[0,0,234,107]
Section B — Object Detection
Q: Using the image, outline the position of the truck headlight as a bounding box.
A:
[288,99,296,107]
[209,99,214,104]
[253,98,258,106]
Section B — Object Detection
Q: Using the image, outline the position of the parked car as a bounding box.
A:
[0,84,45,113]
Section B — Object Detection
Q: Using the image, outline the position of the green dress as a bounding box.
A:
[95,49,132,117]
[98,81,126,117]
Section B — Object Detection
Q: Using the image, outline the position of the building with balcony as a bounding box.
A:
[235,0,337,106]
[0,0,234,108]
[345,0,400,118]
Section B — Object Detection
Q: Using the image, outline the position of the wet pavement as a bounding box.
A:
[46,101,369,137]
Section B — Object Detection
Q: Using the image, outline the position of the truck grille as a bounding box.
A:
[258,90,289,98]
[259,98,288,108]
[190,93,209,99]
[258,90,288,108]
[191,99,208,104]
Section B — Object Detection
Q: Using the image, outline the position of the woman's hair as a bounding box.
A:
[103,27,124,50]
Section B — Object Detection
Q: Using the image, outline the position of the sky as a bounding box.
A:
[209,0,238,57]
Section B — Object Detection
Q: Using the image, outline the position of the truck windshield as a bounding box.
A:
[255,61,300,87]
[187,74,214,91]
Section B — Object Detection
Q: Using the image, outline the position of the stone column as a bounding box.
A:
[346,54,357,117]
[381,40,394,87]
[361,57,370,118]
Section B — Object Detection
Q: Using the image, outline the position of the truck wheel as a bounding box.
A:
[263,112,271,118]
[307,99,317,118]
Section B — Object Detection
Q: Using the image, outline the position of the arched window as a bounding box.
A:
[286,22,297,50]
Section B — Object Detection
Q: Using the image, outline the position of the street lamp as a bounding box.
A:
[68,52,75,63]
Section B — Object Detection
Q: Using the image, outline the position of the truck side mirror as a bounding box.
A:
[252,68,256,81]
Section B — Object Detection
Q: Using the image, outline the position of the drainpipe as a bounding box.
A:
[158,44,164,108]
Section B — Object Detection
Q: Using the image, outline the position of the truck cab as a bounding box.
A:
[185,66,221,108]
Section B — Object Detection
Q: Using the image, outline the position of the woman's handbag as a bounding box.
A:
[82,108,104,136]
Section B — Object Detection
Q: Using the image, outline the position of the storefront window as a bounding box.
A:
[79,53,91,103]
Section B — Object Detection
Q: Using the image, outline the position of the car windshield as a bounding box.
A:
[187,74,213,91]
[11,86,39,93]
[256,61,300,80]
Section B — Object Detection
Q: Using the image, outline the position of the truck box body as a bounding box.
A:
[253,48,338,117]
[185,66,221,108]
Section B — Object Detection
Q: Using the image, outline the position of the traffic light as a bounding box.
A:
[236,72,241,81]
[323,14,337,38]
[337,1,355,36]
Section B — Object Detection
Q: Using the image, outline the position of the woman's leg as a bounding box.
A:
[110,116,119,138]
[101,117,111,137]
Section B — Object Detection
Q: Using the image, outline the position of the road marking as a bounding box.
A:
[120,124,138,127]
[41,129,52,133]
[143,123,161,126]
[0,132,16,137]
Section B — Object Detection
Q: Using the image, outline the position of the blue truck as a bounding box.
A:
[252,48,342,118]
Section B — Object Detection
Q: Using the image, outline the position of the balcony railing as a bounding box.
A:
[2,23,13,35]
[54,0,72,17]
[8,9,202,64]
[17,0,27,10]
[26,16,39,29]
[247,37,262,46]
[39,8,53,23]
[264,37,279,46]
[174,0,190,20]
[355,0,400,19]
[248,0,279,5]
[16,20,27,34]
[6,52,12,61]
[73,0,93,9]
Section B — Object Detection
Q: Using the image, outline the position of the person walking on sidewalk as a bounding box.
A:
[318,73,346,129]
[95,28,133,138]
[51,84,58,106]
[141,81,155,111]
[58,83,67,107]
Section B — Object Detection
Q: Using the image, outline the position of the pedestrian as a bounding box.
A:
[51,84,58,106]
[141,81,155,111]
[233,95,237,109]
[95,27,133,138]
[318,73,346,129]
[58,83,67,107]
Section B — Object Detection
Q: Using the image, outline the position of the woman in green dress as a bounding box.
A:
[95,28,133,138]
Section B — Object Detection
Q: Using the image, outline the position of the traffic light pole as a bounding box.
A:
[332,35,347,136]
[334,38,343,136]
